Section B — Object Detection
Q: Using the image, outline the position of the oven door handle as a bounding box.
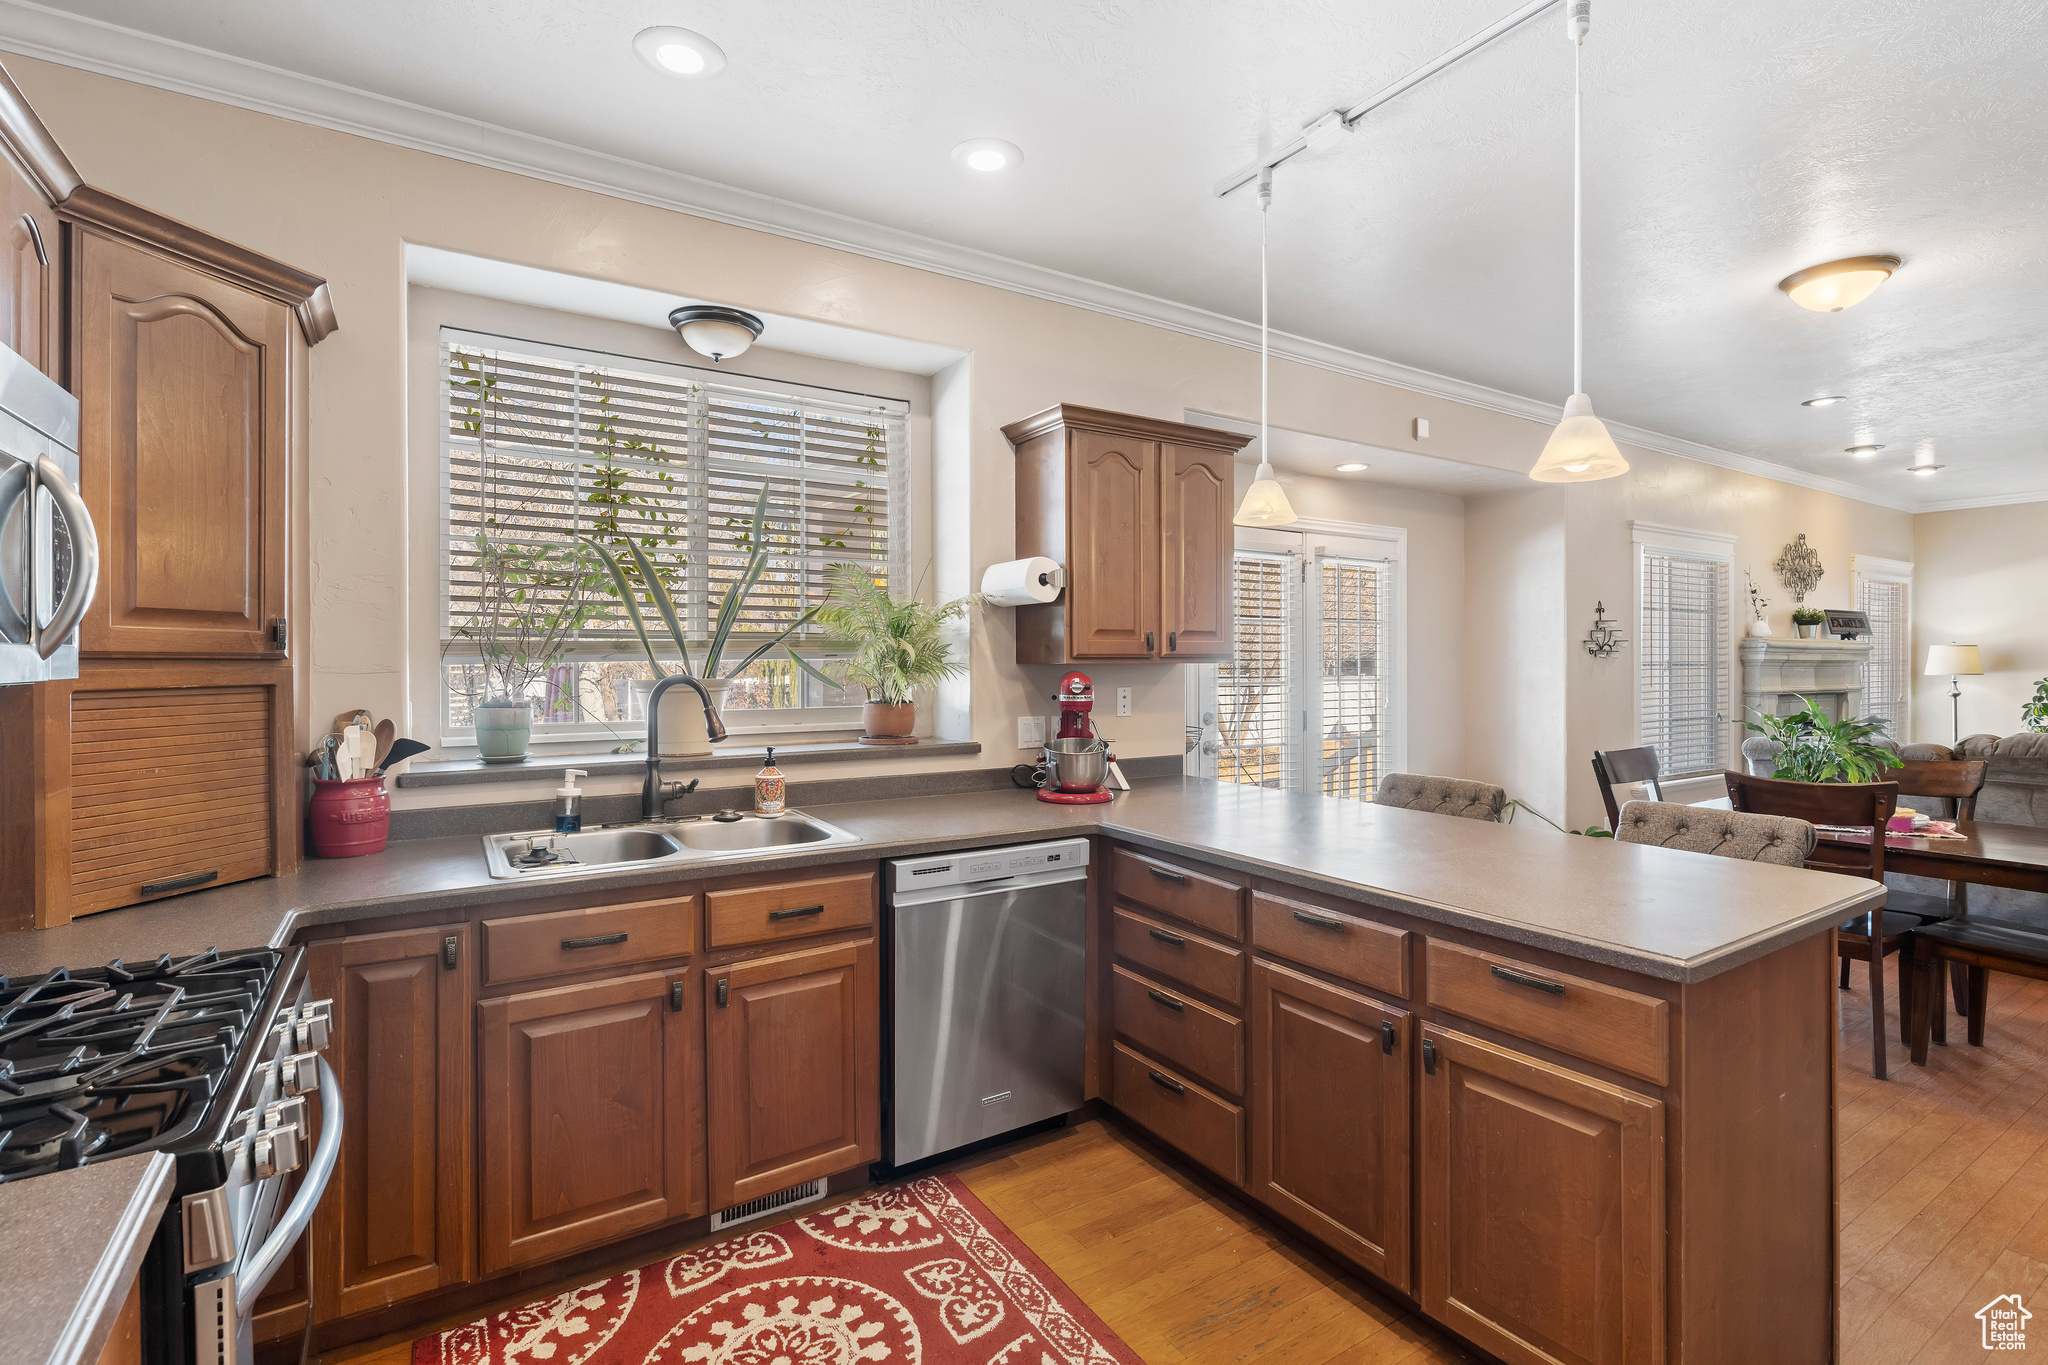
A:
[235,1054,343,1316]
[33,455,98,660]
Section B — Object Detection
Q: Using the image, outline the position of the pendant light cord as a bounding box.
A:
[1572,32,1583,397]
[1258,168,1271,457]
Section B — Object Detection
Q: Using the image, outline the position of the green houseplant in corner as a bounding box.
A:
[1744,696,1904,783]
[791,564,982,745]
[2024,678,2048,733]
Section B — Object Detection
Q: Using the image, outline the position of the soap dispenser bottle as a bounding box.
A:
[754,748,785,816]
[554,769,588,833]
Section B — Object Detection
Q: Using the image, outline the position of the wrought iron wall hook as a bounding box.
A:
[1584,601,1626,658]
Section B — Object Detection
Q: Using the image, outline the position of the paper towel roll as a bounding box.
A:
[980,557,1064,606]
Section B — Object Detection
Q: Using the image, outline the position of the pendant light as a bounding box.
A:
[1528,0,1629,483]
[1235,169,1299,526]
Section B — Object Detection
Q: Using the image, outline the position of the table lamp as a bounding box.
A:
[1924,644,1982,745]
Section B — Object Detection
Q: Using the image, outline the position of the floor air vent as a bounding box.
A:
[709,1177,827,1232]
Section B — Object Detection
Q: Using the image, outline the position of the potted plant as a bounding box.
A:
[2025,678,2048,733]
[1745,571,1772,637]
[448,535,601,762]
[1792,606,1827,639]
[1744,697,1904,783]
[581,488,821,756]
[792,564,982,745]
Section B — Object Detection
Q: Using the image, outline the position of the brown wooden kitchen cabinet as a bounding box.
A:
[1248,959,1412,1291]
[705,937,879,1209]
[0,66,73,382]
[478,967,702,1275]
[307,923,476,1321]
[1417,1023,1664,1365]
[1003,405,1249,664]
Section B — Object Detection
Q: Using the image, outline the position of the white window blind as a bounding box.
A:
[1218,552,1294,789]
[438,331,908,734]
[1638,551,1731,777]
[1314,556,1388,800]
[1860,577,1909,736]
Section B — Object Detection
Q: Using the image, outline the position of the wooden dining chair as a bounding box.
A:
[1908,916,2048,1065]
[1724,770,1914,1079]
[1891,758,1990,1020]
[1592,747,1664,832]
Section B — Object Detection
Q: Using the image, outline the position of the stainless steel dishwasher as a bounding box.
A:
[887,838,1089,1166]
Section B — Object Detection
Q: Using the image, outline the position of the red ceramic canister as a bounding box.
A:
[309,777,391,857]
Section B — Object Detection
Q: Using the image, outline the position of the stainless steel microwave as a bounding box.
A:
[0,341,93,684]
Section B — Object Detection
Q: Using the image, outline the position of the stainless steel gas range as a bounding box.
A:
[0,948,341,1365]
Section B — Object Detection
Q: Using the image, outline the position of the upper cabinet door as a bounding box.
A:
[0,158,57,380]
[75,229,292,657]
[1067,430,1159,658]
[1159,443,1233,659]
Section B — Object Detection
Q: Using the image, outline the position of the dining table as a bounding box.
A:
[1804,819,2048,895]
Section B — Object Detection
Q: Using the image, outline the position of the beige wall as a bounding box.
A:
[1463,487,1569,820]
[1912,503,2048,746]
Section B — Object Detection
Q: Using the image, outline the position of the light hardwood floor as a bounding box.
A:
[326,961,2038,1365]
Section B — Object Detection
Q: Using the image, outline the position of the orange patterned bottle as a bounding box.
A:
[754,746,786,815]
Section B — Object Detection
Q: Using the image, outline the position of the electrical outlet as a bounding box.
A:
[1414,417,1430,439]
[1017,715,1046,749]
[1116,687,1132,717]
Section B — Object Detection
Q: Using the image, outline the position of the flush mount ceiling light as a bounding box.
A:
[1802,395,1846,407]
[668,305,762,362]
[633,26,726,77]
[1336,463,1370,472]
[1778,255,1901,313]
[951,138,1023,173]
[1908,451,1945,476]
[1529,0,1628,483]
[1845,444,1885,458]
[1235,169,1298,528]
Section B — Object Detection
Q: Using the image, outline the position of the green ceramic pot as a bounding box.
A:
[474,698,533,763]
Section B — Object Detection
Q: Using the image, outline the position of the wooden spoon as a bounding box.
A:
[373,718,396,768]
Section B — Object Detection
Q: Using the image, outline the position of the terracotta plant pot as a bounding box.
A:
[860,700,917,746]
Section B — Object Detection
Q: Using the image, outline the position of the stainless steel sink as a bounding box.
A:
[482,810,861,879]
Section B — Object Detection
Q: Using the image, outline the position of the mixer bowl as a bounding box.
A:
[1045,737,1108,792]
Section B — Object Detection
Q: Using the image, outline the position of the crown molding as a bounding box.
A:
[0,0,1966,517]
[1913,489,2048,514]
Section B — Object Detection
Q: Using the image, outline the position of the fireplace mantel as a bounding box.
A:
[1740,636,1872,724]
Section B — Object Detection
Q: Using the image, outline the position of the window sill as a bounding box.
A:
[395,738,984,789]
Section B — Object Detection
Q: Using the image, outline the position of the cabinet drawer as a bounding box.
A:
[483,896,697,985]
[1111,847,1243,940]
[1251,892,1410,998]
[1112,965,1243,1095]
[1425,939,1669,1085]
[1111,1041,1243,1185]
[705,872,875,949]
[1112,905,1244,1005]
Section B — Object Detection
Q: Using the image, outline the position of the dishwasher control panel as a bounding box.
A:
[888,837,1091,894]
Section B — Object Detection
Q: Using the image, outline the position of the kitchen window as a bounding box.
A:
[438,329,909,743]
[1633,523,1735,780]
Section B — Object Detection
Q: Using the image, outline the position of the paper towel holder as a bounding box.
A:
[980,558,1065,606]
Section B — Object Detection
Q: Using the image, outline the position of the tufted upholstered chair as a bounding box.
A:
[1373,773,1505,822]
[1613,800,1815,867]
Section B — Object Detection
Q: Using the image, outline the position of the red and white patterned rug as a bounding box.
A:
[412,1175,1144,1365]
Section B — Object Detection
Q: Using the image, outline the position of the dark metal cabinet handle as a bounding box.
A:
[716,979,729,1008]
[1292,910,1345,930]
[1148,1070,1185,1095]
[769,905,826,921]
[1147,927,1186,947]
[669,981,685,1012]
[1145,631,1155,652]
[441,936,459,971]
[1168,631,1178,652]
[562,932,628,950]
[271,617,288,651]
[139,870,218,897]
[1422,1039,1437,1075]
[1146,988,1184,1012]
[1147,866,1187,884]
[1380,1021,1396,1054]
[1490,964,1566,996]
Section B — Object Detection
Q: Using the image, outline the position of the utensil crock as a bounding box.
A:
[309,777,390,857]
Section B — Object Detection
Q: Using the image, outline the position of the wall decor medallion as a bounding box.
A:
[1773,534,1825,604]
[1583,602,1627,658]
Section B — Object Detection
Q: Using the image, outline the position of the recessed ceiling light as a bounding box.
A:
[1845,444,1885,458]
[1909,463,1944,476]
[1778,255,1901,312]
[1802,395,1846,407]
[633,26,726,78]
[1336,463,1370,473]
[951,138,1023,173]
[1908,449,1945,476]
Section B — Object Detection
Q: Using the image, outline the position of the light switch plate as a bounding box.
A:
[1414,417,1430,439]
[1116,687,1132,717]
[1017,715,1046,748]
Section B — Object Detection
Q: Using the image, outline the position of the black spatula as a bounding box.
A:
[374,738,432,776]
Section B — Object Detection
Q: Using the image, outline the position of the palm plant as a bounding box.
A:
[579,487,819,682]
[1744,697,1905,783]
[788,564,981,704]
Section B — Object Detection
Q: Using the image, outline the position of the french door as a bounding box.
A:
[1186,526,1401,801]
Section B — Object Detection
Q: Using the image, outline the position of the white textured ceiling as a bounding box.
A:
[13,0,2048,510]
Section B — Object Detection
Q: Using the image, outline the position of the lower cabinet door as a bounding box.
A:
[478,968,701,1275]
[706,938,879,1209]
[1418,1025,1665,1365]
[306,924,474,1322]
[1247,960,1411,1289]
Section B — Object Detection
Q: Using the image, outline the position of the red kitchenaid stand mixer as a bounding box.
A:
[1038,671,1114,804]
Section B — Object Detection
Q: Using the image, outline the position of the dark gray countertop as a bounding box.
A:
[1,776,1884,984]
[3,1151,175,1365]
